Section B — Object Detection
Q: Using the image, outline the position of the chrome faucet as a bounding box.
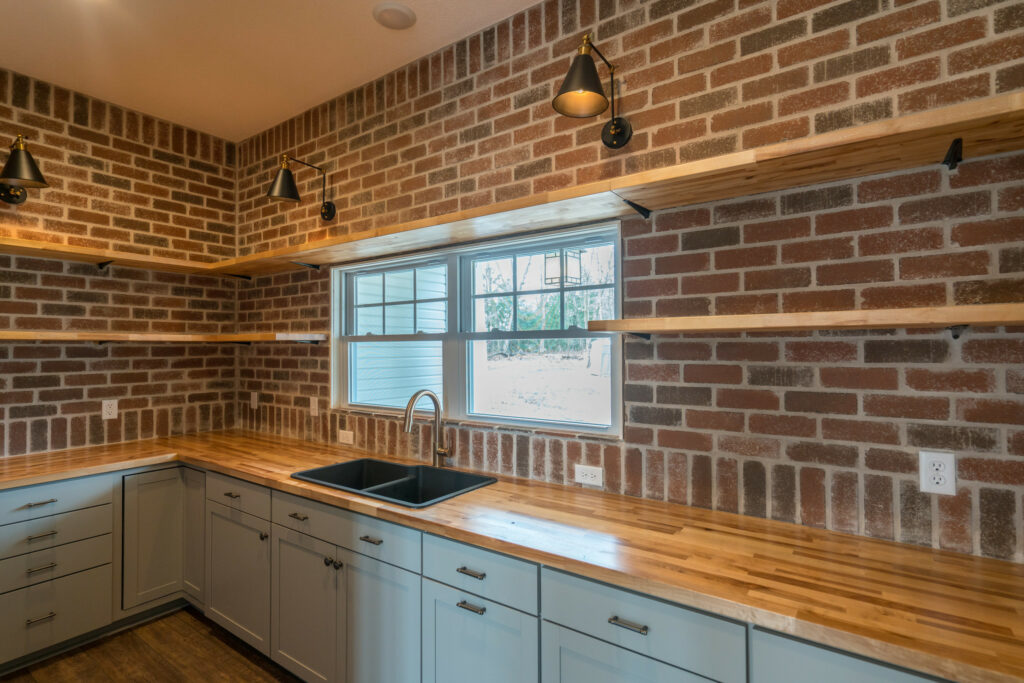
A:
[402,389,449,467]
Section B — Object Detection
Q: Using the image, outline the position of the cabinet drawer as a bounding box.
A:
[271,490,421,573]
[0,564,112,665]
[0,504,112,561]
[423,534,538,614]
[206,472,271,520]
[0,534,111,595]
[541,568,746,683]
[751,629,933,683]
[0,475,113,527]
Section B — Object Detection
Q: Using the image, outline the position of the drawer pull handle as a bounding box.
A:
[359,535,383,546]
[608,616,649,635]
[26,530,58,542]
[456,566,486,581]
[25,498,57,509]
[27,562,58,575]
[25,611,56,627]
[457,600,486,616]
[259,532,268,541]
[289,512,309,521]
[223,492,241,499]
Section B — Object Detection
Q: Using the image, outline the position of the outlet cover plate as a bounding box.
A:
[250,392,258,410]
[338,430,354,445]
[101,399,117,420]
[919,450,956,495]
[574,464,603,487]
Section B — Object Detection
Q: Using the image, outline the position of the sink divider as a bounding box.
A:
[361,474,417,493]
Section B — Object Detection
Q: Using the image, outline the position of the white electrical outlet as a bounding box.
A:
[574,464,603,487]
[919,450,956,495]
[101,399,118,420]
[310,400,319,417]
[338,429,354,445]
[250,391,258,410]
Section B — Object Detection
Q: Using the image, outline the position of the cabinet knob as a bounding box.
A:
[324,556,334,567]
[259,532,268,541]
[333,560,343,570]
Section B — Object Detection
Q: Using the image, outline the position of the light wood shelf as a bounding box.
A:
[587,303,1024,335]
[2,93,1021,277]
[0,331,328,343]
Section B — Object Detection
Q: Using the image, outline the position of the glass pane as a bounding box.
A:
[516,252,558,291]
[385,269,414,302]
[416,265,447,300]
[473,257,513,295]
[355,306,383,335]
[565,288,615,329]
[351,341,443,409]
[385,303,414,334]
[474,296,513,332]
[468,337,611,427]
[516,293,561,331]
[578,244,615,285]
[355,273,383,305]
[416,301,446,333]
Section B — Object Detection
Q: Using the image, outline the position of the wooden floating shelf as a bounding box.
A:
[587,303,1024,335]
[0,331,328,343]
[1,93,1021,277]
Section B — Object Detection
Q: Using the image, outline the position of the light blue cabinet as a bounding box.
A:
[422,578,538,683]
[341,547,420,683]
[750,629,936,683]
[271,525,341,683]
[541,621,708,683]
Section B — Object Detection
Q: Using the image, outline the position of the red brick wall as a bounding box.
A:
[237,149,1024,562]
[0,69,236,261]
[234,0,1024,256]
[0,255,238,455]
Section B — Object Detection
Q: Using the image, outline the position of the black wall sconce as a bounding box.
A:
[266,154,336,221]
[552,33,632,149]
[0,135,48,204]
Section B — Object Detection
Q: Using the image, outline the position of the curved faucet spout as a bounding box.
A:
[403,389,449,467]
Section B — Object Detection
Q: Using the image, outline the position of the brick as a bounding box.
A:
[959,458,1024,486]
[715,198,777,223]
[900,192,991,224]
[952,217,1024,247]
[749,365,815,387]
[743,118,811,148]
[800,468,826,528]
[781,237,853,263]
[744,267,811,291]
[979,488,1016,560]
[856,58,941,98]
[680,272,739,294]
[630,406,682,426]
[657,385,713,406]
[858,170,942,202]
[824,418,900,444]
[716,388,780,410]
[782,185,853,215]
[898,74,990,115]
[717,342,779,362]
[963,339,1024,364]
[778,30,850,68]
[860,282,947,309]
[954,277,1024,304]
[831,471,859,534]
[865,448,918,473]
[812,46,890,83]
[900,252,990,280]
[710,55,773,88]
[743,460,766,517]
[864,474,894,539]
[710,102,773,133]
[716,457,739,512]
[744,217,811,243]
[678,88,738,119]
[856,1,941,44]
[997,63,1024,93]
[783,288,857,312]
[715,245,777,270]
[859,228,944,256]
[788,441,858,466]
[683,364,743,384]
[750,414,817,438]
[817,259,893,285]
[939,488,972,553]
[895,17,987,60]
[865,394,949,419]
[709,7,772,42]
[821,367,898,390]
[778,82,849,116]
[742,68,809,101]
[786,390,858,415]
[680,226,740,251]
[907,423,998,452]
[949,35,1024,75]
[814,97,892,133]
[950,155,1024,188]
[785,341,858,362]
[687,409,744,432]
[958,398,1024,425]
[740,19,808,56]
[657,429,713,451]
[907,369,994,393]
[995,2,1024,31]
[865,339,949,363]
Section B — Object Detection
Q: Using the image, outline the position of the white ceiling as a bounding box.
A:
[0,0,542,141]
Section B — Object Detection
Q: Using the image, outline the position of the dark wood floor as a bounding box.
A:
[1,608,300,682]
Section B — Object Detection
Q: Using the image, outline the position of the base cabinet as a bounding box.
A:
[122,468,183,610]
[541,621,706,683]
[182,468,205,603]
[271,525,342,683]
[205,500,271,655]
[342,548,420,683]
[422,578,537,683]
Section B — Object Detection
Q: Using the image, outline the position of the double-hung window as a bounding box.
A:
[333,225,620,435]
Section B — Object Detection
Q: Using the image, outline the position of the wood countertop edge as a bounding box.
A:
[2,435,1022,682]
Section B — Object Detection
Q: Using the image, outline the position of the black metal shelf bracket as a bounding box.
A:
[231,341,252,346]
[297,340,321,345]
[942,138,963,170]
[292,261,321,271]
[96,260,113,271]
[622,198,651,219]
[627,332,652,340]
[948,324,968,340]
[226,273,252,281]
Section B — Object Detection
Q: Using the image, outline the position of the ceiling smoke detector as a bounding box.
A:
[373,2,417,30]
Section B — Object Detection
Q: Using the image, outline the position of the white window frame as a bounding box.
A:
[331,224,622,437]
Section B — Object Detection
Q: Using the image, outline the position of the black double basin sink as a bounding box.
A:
[291,458,497,508]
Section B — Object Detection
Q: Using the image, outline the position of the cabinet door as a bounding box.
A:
[182,467,205,603]
[340,548,420,683]
[422,578,537,683]
[122,468,183,610]
[541,622,705,683]
[205,500,271,655]
[271,525,341,683]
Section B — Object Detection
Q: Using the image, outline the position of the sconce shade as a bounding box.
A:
[552,53,608,118]
[0,136,47,188]
[267,165,300,202]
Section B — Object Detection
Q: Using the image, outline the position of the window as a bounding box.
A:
[333,226,620,434]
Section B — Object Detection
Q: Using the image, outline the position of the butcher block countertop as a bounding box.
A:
[2,430,1022,682]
